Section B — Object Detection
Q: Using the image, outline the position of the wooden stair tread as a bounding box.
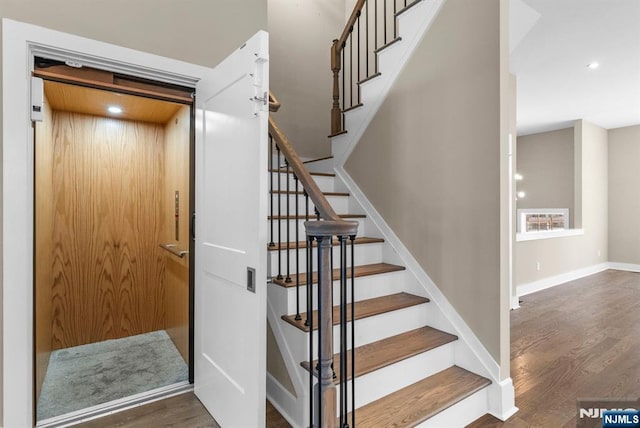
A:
[301,326,458,382]
[350,366,491,428]
[268,213,365,220]
[358,72,382,86]
[328,130,348,138]
[343,103,363,113]
[269,168,335,177]
[282,292,428,332]
[268,237,384,251]
[302,155,334,164]
[270,190,349,197]
[272,262,404,288]
[374,37,402,54]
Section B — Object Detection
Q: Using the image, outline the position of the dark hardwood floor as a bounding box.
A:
[76,269,639,427]
[469,269,640,427]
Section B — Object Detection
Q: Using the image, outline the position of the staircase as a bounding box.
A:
[267,167,491,427]
[266,0,517,425]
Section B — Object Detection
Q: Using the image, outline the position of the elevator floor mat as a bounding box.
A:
[37,330,188,421]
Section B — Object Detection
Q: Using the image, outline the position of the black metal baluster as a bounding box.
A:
[357,13,361,105]
[305,190,310,322]
[350,235,356,428]
[276,145,283,280]
[384,0,387,45]
[394,0,398,39]
[316,236,323,428]
[342,47,346,126]
[366,0,370,77]
[349,34,353,108]
[269,136,275,248]
[307,237,314,426]
[375,0,378,50]
[294,175,301,320]
[340,236,348,427]
[285,160,292,283]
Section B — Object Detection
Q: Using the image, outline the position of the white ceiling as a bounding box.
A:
[510,0,640,136]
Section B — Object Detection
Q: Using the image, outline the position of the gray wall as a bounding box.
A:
[268,0,346,159]
[608,125,640,264]
[516,128,575,227]
[0,1,267,422]
[345,0,508,365]
[515,120,608,286]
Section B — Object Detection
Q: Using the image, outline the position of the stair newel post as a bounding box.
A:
[316,232,336,428]
[306,221,358,428]
[331,39,342,135]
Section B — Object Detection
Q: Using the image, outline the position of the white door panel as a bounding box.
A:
[194,30,268,428]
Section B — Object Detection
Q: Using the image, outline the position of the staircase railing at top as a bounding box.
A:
[269,92,358,427]
[331,0,418,135]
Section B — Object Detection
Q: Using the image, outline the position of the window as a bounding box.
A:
[517,208,569,233]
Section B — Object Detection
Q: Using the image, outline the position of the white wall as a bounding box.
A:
[345,0,509,369]
[268,0,346,158]
[608,125,640,264]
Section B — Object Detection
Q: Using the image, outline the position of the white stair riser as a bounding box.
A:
[277,302,433,366]
[272,173,335,193]
[279,269,408,315]
[269,193,349,216]
[270,218,368,247]
[333,342,456,411]
[416,387,489,428]
[268,242,384,275]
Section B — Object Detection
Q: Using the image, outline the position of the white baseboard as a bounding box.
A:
[510,295,520,310]
[516,262,609,297]
[266,373,300,428]
[607,261,640,272]
[334,167,509,391]
[487,377,519,421]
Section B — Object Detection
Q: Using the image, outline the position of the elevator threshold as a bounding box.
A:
[37,381,192,428]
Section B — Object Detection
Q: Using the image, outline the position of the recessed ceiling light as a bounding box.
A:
[514,173,523,181]
[587,62,599,70]
[107,106,123,114]
[517,191,526,198]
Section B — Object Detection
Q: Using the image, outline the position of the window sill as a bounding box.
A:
[516,228,585,242]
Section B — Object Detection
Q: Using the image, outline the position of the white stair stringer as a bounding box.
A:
[326,0,447,168]
[266,169,516,426]
[330,166,519,422]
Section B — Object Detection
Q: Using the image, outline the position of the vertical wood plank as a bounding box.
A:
[50,111,166,349]
[162,106,191,363]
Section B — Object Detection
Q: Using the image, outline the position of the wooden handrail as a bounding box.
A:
[268,92,281,112]
[338,0,366,49]
[268,116,357,234]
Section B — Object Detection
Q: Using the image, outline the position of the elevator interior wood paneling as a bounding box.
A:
[34,80,192,402]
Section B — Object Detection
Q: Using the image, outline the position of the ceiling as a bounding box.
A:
[44,80,183,124]
[510,0,640,136]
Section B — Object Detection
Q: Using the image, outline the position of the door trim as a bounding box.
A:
[2,19,209,427]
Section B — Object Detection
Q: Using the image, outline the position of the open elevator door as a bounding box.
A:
[194,31,269,427]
